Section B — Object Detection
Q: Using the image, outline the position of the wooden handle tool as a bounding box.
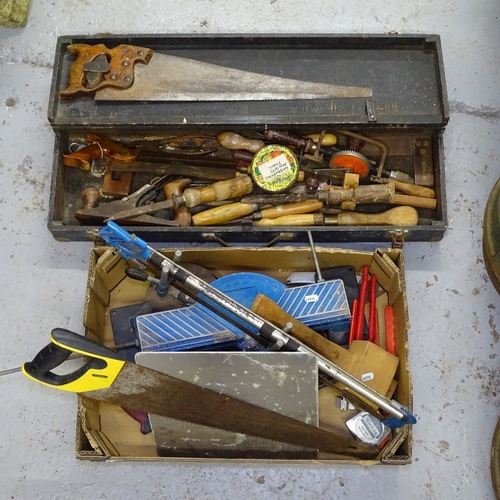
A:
[255,206,419,227]
[182,175,254,208]
[318,183,395,205]
[192,202,257,226]
[371,177,435,198]
[253,200,323,220]
[218,132,264,153]
[107,176,254,221]
[164,178,193,227]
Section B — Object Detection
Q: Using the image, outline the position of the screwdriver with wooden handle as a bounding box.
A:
[106,175,254,221]
[192,199,324,226]
[254,206,419,227]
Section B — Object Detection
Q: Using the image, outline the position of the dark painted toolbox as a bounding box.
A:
[41,33,450,464]
[47,33,448,245]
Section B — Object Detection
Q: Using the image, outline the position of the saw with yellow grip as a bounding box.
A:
[23,329,379,458]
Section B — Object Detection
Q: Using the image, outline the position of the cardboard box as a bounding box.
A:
[77,244,413,464]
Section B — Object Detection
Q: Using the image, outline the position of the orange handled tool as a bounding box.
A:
[385,306,397,355]
[368,274,379,344]
[355,265,369,341]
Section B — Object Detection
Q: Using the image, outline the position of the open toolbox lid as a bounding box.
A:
[48,34,449,129]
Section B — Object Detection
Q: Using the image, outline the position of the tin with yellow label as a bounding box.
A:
[250,145,299,193]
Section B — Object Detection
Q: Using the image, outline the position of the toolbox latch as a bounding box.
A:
[366,99,377,122]
[389,230,407,248]
[88,229,106,246]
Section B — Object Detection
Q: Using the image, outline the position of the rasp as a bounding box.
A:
[59,44,373,101]
[23,328,377,459]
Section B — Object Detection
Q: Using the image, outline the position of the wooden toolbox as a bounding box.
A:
[43,33,450,464]
[47,33,448,245]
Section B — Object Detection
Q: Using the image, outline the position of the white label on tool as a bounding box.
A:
[259,154,291,181]
[304,294,319,303]
[361,372,374,382]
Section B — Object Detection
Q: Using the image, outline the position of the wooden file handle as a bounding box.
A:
[182,175,254,208]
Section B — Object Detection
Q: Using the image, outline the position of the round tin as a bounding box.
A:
[250,145,299,193]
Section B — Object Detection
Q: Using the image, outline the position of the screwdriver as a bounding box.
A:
[106,175,254,221]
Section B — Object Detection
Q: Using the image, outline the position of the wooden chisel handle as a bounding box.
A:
[393,194,437,209]
[256,206,418,226]
[255,213,324,227]
[218,132,264,153]
[182,175,254,208]
[373,178,435,199]
[334,206,419,226]
[192,202,257,226]
[255,200,323,220]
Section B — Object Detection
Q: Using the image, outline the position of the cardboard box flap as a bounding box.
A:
[48,34,448,129]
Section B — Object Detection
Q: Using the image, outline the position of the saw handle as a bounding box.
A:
[60,43,154,98]
[22,329,125,393]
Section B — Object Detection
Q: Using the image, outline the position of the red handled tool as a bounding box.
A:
[349,299,359,344]
[355,265,369,341]
[385,306,397,355]
[368,274,379,344]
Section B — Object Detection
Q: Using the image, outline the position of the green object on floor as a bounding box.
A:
[0,0,31,27]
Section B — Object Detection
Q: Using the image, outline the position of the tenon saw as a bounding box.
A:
[59,43,373,101]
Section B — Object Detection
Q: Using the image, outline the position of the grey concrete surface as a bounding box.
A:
[1,1,500,499]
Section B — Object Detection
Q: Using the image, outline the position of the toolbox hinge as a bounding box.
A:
[264,232,295,247]
[389,230,407,249]
[88,230,106,246]
[201,233,233,247]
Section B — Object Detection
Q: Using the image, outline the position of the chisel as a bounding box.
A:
[254,206,419,227]
[106,175,254,221]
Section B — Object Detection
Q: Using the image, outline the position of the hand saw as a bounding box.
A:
[23,328,377,458]
[59,44,373,101]
[96,221,417,430]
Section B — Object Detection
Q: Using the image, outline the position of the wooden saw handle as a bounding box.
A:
[60,44,154,98]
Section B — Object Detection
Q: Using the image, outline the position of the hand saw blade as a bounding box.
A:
[94,53,373,102]
[23,328,377,459]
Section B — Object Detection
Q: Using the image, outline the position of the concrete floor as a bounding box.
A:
[1,1,500,499]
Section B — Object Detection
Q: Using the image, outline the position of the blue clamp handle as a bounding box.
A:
[98,222,152,262]
[382,406,417,429]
